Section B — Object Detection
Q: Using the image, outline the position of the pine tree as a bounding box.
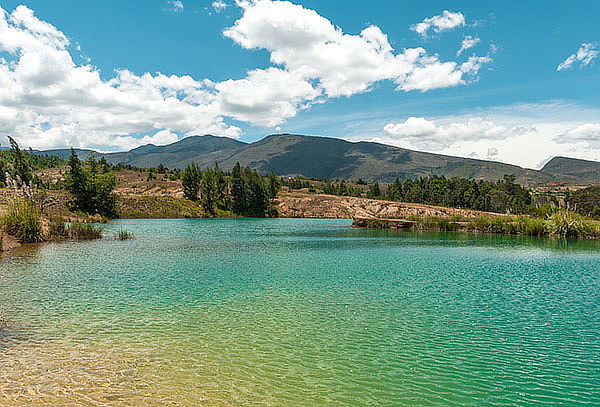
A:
[231,162,246,214]
[7,136,32,185]
[182,163,201,201]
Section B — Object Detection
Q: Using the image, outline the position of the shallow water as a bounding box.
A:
[1,219,599,406]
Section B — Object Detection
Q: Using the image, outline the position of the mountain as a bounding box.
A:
[33,148,96,160]
[102,135,246,169]
[34,134,599,185]
[541,156,600,184]
[209,134,552,184]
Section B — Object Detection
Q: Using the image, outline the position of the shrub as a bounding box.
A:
[547,211,583,238]
[1,198,43,243]
[472,216,511,234]
[515,216,546,237]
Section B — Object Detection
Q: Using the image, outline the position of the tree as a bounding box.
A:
[200,168,217,215]
[7,136,32,185]
[231,162,246,214]
[182,163,201,201]
[568,186,600,218]
[266,173,281,202]
[99,157,111,173]
[65,148,117,217]
[367,182,381,199]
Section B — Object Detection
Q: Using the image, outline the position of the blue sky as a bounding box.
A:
[1,0,599,168]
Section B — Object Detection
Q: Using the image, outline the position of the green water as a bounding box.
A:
[1,219,599,406]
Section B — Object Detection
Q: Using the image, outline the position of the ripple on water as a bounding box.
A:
[0,219,599,406]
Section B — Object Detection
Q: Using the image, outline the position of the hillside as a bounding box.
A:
[32,133,600,185]
[541,156,600,184]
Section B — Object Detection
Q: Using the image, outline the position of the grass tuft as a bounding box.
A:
[117,229,134,240]
[1,198,43,243]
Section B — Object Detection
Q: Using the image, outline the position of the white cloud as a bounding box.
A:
[383,116,532,150]
[557,43,598,71]
[0,2,491,151]
[168,1,184,13]
[0,5,238,151]
[556,123,600,148]
[224,1,489,97]
[356,102,600,168]
[214,67,321,127]
[457,35,480,56]
[212,1,227,12]
[411,10,465,37]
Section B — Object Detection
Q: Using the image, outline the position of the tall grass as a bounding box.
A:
[117,229,134,240]
[546,210,600,239]
[1,198,43,243]
[382,211,600,239]
[64,223,103,240]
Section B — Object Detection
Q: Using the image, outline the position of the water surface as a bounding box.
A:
[1,219,599,405]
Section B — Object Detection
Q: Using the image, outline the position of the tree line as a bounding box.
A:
[182,162,280,217]
[383,174,532,214]
[292,174,534,214]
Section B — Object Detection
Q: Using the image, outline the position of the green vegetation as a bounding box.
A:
[385,174,532,214]
[63,223,103,240]
[567,186,600,218]
[394,211,600,239]
[117,229,134,240]
[182,162,280,217]
[65,149,117,217]
[1,198,43,243]
[0,136,65,188]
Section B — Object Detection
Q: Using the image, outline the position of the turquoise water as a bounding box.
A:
[1,218,599,406]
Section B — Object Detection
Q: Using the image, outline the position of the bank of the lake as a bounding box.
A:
[1,218,599,406]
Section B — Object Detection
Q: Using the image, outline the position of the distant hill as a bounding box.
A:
[33,134,600,185]
[541,156,600,184]
[32,148,96,160]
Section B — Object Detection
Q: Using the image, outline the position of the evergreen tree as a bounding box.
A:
[65,148,117,217]
[367,182,381,199]
[231,162,246,214]
[7,136,32,185]
[182,163,201,201]
[200,168,217,215]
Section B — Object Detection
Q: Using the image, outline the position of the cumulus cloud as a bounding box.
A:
[556,123,600,148]
[212,1,227,12]
[0,2,491,151]
[224,1,489,97]
[411,10,465,37]
[0,5,239,150]
[383,116,533,150]
[557,43,598,71]
[168,1,184,13]
[457,35,480,56]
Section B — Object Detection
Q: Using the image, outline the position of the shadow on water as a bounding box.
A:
[288,223,600,254]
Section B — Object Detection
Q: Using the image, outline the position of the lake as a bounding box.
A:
[1,218,599,405]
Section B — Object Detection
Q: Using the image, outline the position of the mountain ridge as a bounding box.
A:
[31,134,599,186]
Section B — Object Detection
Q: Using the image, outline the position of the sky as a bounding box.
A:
[0,0,599,169]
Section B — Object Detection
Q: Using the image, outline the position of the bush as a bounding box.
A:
[472,216,512,234]
[546,210,600,238]
[1,198,43,243]
[515,216,546,237]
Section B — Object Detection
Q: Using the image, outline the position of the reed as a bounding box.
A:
[117,229,134,240]
[1,198,43,243]
[64,223,103,240]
